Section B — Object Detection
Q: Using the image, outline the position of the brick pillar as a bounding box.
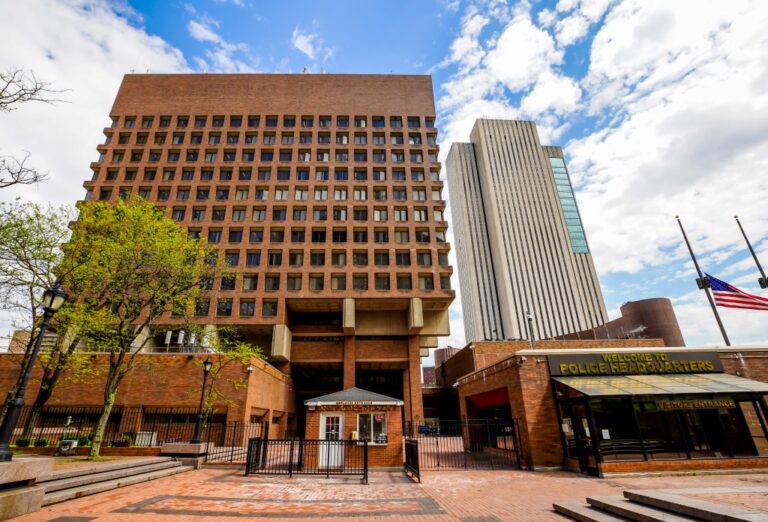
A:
[343,335,356,389]
[406,335,424,426]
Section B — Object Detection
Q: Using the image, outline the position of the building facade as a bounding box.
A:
[447,119,607,342]
[82,74,455,432]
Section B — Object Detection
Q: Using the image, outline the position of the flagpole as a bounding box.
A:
[735,216,768,289]
[676,216,731,346]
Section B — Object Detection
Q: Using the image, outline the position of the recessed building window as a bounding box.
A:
[262,300,277,317]
[216,298,233,317]
[353,274,368,290]
[239,300,255,317]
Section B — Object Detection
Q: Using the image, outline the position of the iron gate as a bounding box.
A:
[245,437,368,484]
[406,419,521,470]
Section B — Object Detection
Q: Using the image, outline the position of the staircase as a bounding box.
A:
[39,456,193,506]
[554,489,766,521]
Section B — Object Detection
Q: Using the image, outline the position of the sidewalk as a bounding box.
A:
[17,468,768,521]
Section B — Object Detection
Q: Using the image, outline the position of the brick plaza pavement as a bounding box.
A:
[17,468,768,521]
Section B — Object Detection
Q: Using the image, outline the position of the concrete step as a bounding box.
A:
[43,460,183,493]
[587,496,700,522]
[624,490,766,522]
[553,501,630,522]
[46,456,175,481]
[42,464,193,506]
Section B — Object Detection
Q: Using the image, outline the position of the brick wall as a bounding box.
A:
[0,352,293,425]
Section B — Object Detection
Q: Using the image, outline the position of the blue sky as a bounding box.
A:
[1,0,767,349]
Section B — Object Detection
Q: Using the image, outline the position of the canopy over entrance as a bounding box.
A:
[553,372,768,397]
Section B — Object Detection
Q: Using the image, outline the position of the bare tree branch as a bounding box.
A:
[0,69,65,112]
[0,152,48,188]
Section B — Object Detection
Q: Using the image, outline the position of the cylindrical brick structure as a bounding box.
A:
[619,298,685,347]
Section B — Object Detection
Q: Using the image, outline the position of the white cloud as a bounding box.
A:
[520,71,582,116]
[556,0,579,13]
[485,13,563,92]
[188,19,220,43]
[213,0,245,6]
[291,27,333,64]
[555,13,591,46]
[187,15,257,72]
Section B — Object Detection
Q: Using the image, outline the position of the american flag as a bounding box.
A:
[706,274,768,311]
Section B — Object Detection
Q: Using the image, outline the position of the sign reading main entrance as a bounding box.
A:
[549,351,723,376]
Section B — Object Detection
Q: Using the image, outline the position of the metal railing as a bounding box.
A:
[8,406,228,449]
[403,419,521,470]
[404,437,420,481]
[205,421,267,463]
[246,437,368,484]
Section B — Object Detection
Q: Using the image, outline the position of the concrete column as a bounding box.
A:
[406,335,424,426]
[343,335,356,389]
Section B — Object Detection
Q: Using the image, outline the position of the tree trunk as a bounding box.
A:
[20,386,50,438]
[89,389,117,460]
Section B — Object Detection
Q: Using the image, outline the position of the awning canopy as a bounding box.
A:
[553,373,768,397]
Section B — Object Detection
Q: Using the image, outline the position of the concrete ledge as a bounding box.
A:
[160,442,211,455]
[0,456,54,486]
[0,484,44,521]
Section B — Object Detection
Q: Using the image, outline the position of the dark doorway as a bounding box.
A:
[355,370,404,400]
[291,366,343,436]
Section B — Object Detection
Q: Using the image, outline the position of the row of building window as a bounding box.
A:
[92,186,443,204]
[95,166,442,183]
[106,131,438,146]
[172,207,445,223]
[198,271,451,296]
[99,149,439,164]
[207,249,450,268]
[187,227,448,244]
[112,115,435,130]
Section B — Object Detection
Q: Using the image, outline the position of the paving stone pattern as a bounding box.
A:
[15,469,768,521]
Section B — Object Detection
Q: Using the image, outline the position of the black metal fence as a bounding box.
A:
[404,437,420,481]
[404,419,521,470]
[205,421,267,463]
[246,437,369,484]
[9,406,229,449]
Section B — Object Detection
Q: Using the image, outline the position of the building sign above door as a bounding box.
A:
[656,398,736,410]
[549,351,723,376]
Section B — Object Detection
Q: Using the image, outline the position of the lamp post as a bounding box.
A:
[0,284,68,462]
[525,311,535,351]
[191,357,213,444]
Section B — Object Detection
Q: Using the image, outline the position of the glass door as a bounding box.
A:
[571,401,598,475]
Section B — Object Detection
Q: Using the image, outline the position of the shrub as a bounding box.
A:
[34,438,49,447]
[77,434,93,446]
[15,438,31,448]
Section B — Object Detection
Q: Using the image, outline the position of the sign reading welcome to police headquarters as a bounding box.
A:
[549,351,723,376]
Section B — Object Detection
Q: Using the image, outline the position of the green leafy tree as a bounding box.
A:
[59,197,220,459]
[0,201,75,428]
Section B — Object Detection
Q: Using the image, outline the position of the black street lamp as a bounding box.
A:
[190,357,213,444]
[0,284,68,462]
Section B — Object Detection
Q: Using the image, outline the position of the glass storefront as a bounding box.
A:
[554,379,768,474]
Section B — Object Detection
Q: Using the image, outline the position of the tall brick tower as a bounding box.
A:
[83,74,454,430]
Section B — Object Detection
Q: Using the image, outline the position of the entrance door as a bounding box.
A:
[571,401,598,476]
[319,413,344,468]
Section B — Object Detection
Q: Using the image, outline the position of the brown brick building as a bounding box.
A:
[81,74,454,433]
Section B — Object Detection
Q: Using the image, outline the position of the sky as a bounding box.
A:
[1,0,768,354]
